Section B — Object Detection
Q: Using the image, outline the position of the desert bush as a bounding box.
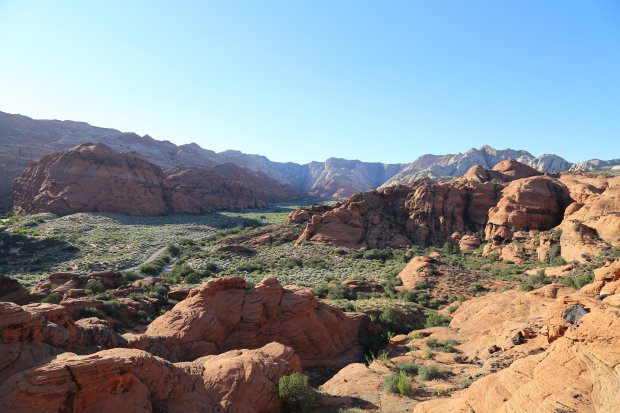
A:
[395,361,419,375]
[85,280,105,296]
[426,338,459,352]
[140,262,163,276]
[102,300,123,318]
[80,307,104,318]
[167,244,181,256]
[278,372,315,412]
[363,249,393,261]
[468,283,484,292]
[417,364,449,381]
[562,272,594,289]
[384,371,412,395]
[42,293,62,304]
[424,311,450,328]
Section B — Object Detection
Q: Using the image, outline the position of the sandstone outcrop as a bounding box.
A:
[11,143,300,216]
[414,261,620,413]
[559,174,620,261]
[484,176,572,241]
[296,179,501,248]
[11,143,190,216]
[130,276,364,369]
[0,301,123,384]
[0,343,300,413]
[1,274,370,412]
[462,159,541,183]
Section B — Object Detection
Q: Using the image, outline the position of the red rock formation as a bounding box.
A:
[11,143,192,216]
[296,180,501,248]
[559,174,620,261]
[165,164,299,212]
[12,143,300,216]
[130,276,364,369]
[414,276,620,413]
[462,159,541,183]
[0,343,300,413]
[0,301,123,384]
[485,176,572,241]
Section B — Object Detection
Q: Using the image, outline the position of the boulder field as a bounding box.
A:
[0,276,366,412]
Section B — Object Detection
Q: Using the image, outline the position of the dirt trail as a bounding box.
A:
[124,246,167,272]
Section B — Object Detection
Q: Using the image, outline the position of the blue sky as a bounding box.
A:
[0,1,619,163]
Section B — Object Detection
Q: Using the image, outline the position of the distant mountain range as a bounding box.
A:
[0,110,617,210]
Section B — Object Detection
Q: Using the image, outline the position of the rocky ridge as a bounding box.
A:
[290,161,620,264]
[11,143,299,215]
[4,110,614,209]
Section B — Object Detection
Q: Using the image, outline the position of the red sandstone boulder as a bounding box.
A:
[485,176,572,241]
[130,276,364,369]
[0,343,300,413]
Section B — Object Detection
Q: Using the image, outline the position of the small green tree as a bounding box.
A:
[278,373,315,412]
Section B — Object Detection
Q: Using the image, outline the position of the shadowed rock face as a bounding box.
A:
[130,276,365,369]
[165,164,299,211]
[11,143,299,216]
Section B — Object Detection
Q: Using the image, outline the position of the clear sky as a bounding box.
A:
[0,1,619,164]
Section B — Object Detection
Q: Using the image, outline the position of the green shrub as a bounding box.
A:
[328,284,354,300]
[424,312,450,328]
[237,262,265,273]
[304,257,330,269]
[167,244,181,256]
[562,272,594,289]
[102,300,123,318]
[139,262,162,276]
[284,257,303,269]
[417,364,449,381]
[42,293,62,304]
[379,306,397,326]
[395,361,419,375]
[363,249,393,261]
[313,283,330,298]
[415,279,430,289]
[85,280,105,296]
[384,371,412,395]
[80,307,104,318]
[468,283,484,292]
[441,242,460,255]
[278,372,315,412]
[426,338,459,353]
